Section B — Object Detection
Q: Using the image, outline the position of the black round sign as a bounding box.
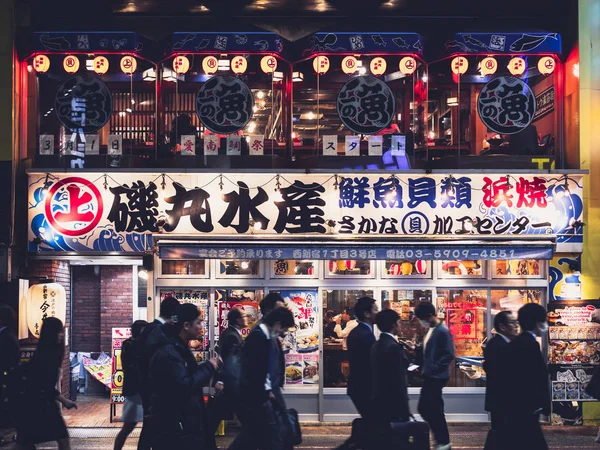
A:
[196,76,254,134]
[336,76,395,135]
[477,76,536,135]
[54,75,113,134]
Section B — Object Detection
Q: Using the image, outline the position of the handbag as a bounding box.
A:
[484,428,498,450]
[274,401,302,446]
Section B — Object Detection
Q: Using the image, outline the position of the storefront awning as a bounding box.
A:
[156,235,556,261]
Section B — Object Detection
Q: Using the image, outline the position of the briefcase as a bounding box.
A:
[389,419,430,450]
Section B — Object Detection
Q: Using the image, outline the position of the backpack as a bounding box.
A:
[0,362,29,428]
[222,341,244,399]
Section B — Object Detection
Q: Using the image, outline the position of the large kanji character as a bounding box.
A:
[274,181,326,234]
[482,176,513,208]
[164,182,214,232]
[219,181,270,233]
[373,177,403,208]
[408,177,437,208]
[516,177,548,208]
[338,177,371,208]
[55,183,94,224]
[108,181,159,233]
[433,216,453,235]
[440,176,472,209]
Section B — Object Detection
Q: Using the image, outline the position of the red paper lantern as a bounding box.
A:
[308,266,315,276]
[415,260,427,274]
[336,260,347,271]
[389,264,401,276]
[345,260,357,270]
[328,261,337,273]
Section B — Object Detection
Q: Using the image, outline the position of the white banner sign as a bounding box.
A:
[108,135,123,155]
[85,134,100,155]
[181,135,196,156]
[345,136,360,156]
[226,135,241,155]
[204,135,219,156]
[323,135,338,156]
[368,135,383,156]
[248,135,264,155]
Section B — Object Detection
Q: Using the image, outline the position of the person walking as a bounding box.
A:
[228,307,296,450]
[504,303,550,450]
[0,305,20,442]
[415,301,454,450]
[114,320,148,450]
[483,311,519,441]
[137,296,179,450]
[147,303,221,450]
[16,317,77,450]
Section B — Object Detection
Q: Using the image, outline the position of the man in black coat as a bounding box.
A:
[503,303,550,450]
[371,309,411,423]
[228,307,296,450]
[483,311,519,432]
[148,303,221,450]
[0,305,19,433]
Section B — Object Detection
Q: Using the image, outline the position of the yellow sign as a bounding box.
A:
[173,55,190,74]
[260,55,278,74]
[480,57,498,76]
[508,57,526,76]
[399,56,417,75]
[451,56,468,75]
[370,57,387,76]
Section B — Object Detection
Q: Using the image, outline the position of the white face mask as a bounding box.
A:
[419,320,430,328]
[538,322,549,333]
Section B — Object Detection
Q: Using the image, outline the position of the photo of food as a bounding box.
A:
[549,340,600,364]
[286,364,302,383]
[303,354,319,385]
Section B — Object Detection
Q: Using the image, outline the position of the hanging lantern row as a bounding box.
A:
[452,55,556,77]
[35,54,139,75]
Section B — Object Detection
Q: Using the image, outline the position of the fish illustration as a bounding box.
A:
[39,34,71,51]
[310,33,342,51]
[173,34,197,50]
[413,40,423,51]
[254,40,269,51]
[112,39,127,50]
[445,40,473,52]
[234,34,248,45]
[135,42,144,52]
[275,39,283,53]
[392,37,410,49]
[99,39,109,48]
[462,34,487,48]
[371,35,387,47]
[194,39,210,50]
[510,33,558,52]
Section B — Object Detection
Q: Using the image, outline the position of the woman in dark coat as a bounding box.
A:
[16,317,77,450]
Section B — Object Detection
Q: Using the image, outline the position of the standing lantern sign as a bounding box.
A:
[26,283,67,338]
[313,56,330,75]
[111,327,131,405]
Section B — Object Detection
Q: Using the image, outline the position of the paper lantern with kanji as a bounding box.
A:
[27,283,67,338]
[336,260,347,271]
[399,56,417,75]
[345,260,357,270]
[538,56,555,75]
[451,56,468,75]
[33,55,50,73]
[341,56,358,75]
[400,262,413,275]
[415,260,427,274]
[508,57,526,76]
[63,55,80,74]
[173,55,190,74]
[389,264,401,276]
[260,55,278,74]
[93,56,109,75]
[120,56,137,74]
[370,57,387,76]
[313,56,330,75]
[232,56,248,74]
[480,57,498,76]
[202,56,218,75]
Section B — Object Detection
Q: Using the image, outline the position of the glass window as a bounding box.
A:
[216,289,262,342]
[322,289,374,388]
[494,260,542,277]
[439,260,483,277]
[490,289,543,315]
[436,289,487,387]
[217,260,262,277]
[272,260,317,277]
[159,289,210,362]
[382,260,430,277]
[326,260,372,277]
[162,259,207,275]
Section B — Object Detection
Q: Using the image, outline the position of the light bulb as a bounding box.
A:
[240,261,250,270]
[307,111,314,120]
[256,90,264,99]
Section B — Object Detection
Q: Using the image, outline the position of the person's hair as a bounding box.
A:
[131,320,148,339]
[160,296,180,319]
[518,303,547,331]
[325,310,335,319]
[173,303,200,332]
[260,292,284,315]
[264,306,295,329]
[354,297,376,322]
[33,317,64,369]
[0,304,16,329]
[493,311,513,332]
[376,309,400,333]
[227,307,244,326]
[415,301,436,320]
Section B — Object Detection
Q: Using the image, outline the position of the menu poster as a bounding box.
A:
[303,354,319,385]
[549,364,596,402]
[218,301,259,338]
[548,341,600,364]
[285,354,303,385]
[110,327,131,404]
[280,291,319,354]
[548,300,600,328]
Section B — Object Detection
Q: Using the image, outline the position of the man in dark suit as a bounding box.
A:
[504,303,550,450]
[0,305,19,435]
[483,311,519,432]
[228,307,296,450]
[415,301,454,450]
[137,296,180,450]
[371,309,411,423]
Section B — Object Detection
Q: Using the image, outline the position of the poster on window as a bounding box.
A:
[217,301,259,338]
[110,327,131,404]
[549,364,596,401]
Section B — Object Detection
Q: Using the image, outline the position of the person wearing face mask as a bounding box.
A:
[414,301,454,450]
[228,307,296,450]
[502,303,550,450]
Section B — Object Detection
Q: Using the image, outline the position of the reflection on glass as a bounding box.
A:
[490,289,543,315]
[494,260,541,277]
[273,260,316,276]
[327,260,370,276]
[436,289,487,388]
[219,260,260,276]
[384,260,429,276]
[322,289,373,388]
[162,259,206,275]
[440,260,482,276]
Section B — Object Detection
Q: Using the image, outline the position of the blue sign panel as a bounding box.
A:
[300,32,423,56]
[32,32,141,53]
[167,32,285,56]
[446,33,561,55]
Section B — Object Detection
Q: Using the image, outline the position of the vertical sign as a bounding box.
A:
[108,135,122,155]
[226,135,241,155]
[85,134,100,155]
[248,135,264,155]
[111,327,131,404]
[391,135,406,156]
[345,135,360,156]
[39,135,54,155]
[204,135,219,156]
[181,135,196,156]
[368,135,383,156]
[323,135,338,156]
